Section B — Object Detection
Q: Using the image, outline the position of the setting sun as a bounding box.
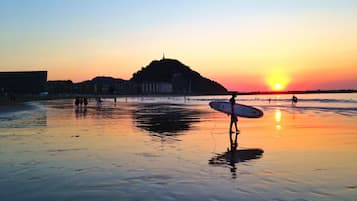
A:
[275,83,282,90]
[266,69,290,91]
[267,77,289,91]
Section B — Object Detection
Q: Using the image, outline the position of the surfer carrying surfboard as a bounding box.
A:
[229,93,240,134]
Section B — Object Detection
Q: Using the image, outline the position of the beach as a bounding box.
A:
[0,93,356,200]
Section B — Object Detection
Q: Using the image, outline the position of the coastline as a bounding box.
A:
[0,102,37,116]
[1,90,356,115]
[0,95,47,115]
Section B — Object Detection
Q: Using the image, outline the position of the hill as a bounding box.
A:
[131,58,227,94]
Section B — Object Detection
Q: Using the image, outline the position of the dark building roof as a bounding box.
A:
[0,71,47,94]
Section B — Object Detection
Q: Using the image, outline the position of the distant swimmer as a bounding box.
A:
[292,95,298,105]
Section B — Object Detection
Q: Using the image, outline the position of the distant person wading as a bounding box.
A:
[292,95,298,105]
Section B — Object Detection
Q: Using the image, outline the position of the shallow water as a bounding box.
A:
[1,94,356,200]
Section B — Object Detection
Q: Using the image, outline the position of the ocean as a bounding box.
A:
[1,93,356,200]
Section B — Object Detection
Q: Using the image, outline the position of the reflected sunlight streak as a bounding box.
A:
[275,109,282,130]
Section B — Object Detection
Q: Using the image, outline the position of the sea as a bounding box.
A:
[0,93,356,201]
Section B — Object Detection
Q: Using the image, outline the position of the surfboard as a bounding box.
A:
[209,101,264,118]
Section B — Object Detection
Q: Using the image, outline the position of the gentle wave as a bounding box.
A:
[264,105,357,111]
[187,98,357,104]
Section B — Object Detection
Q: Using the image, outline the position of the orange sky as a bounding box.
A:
[1,1,356,91]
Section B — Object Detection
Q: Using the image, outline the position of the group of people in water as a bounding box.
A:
[74,96,111,107]
[74,97,88,106]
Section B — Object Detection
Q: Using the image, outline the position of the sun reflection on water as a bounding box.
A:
[275,109,282,130]
[1,96,357,201]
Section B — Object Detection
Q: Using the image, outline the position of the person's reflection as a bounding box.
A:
[209,131,264,179]
[228,131,239,178]
[75,107,87,118]
[230,129,239,150]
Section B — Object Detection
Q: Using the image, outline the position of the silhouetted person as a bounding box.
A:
[96,97,102,105]
[79,97,83,106]
[292,95,298,105]
[75,97,80,106]
[83,97,88,106]
[229,93,239,134]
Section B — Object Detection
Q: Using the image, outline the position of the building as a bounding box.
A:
[47,80,73,94]
[141,82,173,94]
[0,71,47,94]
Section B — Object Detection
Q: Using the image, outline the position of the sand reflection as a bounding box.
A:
[75,107,87,118]
[275,109,282,130]
[132,103,201,136]
[209,133,264,179]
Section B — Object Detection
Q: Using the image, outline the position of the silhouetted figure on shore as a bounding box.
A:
[83,97,88,106]
[96,97,102,105]
[229,93,239,134]
[75,97,80,106]
[292,95,298,105]
[75,97,88,107]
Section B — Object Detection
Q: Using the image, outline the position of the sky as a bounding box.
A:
[1,0,356,91]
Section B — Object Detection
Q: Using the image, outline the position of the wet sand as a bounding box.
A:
[0,94,356,201]
[0,102,37,116]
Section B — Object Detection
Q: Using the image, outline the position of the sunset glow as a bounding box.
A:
[266,69,290,91]
[1,1,357,199]
[1,0,357,91]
